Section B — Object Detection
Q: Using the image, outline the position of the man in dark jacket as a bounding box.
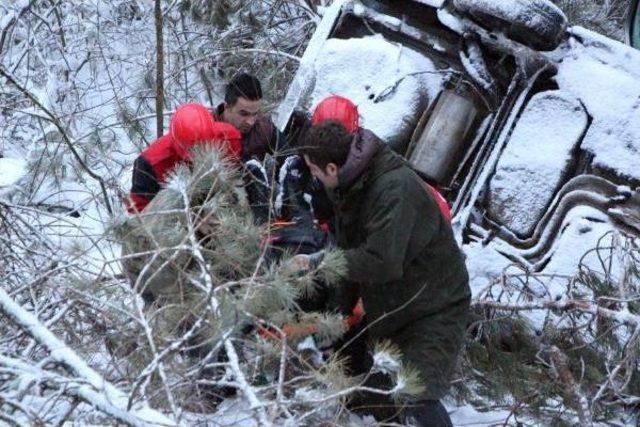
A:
[214,73,287,163]
[298,120,471,426]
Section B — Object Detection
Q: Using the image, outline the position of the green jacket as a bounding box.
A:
[332,129,470,399]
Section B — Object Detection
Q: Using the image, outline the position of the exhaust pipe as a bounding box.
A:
[408,76,480,185]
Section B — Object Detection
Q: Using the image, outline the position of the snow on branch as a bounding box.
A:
[472,297,640,327]
[0,285,175,427]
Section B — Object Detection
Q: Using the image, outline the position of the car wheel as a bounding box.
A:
[452,0,568,51]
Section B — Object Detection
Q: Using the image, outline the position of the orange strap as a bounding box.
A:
[259,219,297,247]
[257,299,365,340]
[345,299,365,328]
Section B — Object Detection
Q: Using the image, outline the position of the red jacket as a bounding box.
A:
[426,183,452,223]
[127,106,243,213]
[127,134,182,213]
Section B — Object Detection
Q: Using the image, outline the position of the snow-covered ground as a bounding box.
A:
[0,157,26,194]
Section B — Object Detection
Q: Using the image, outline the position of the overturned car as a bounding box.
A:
[277,0,640,283]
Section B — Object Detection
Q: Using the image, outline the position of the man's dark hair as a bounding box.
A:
[225,73,262,105]
[301,120,352,169]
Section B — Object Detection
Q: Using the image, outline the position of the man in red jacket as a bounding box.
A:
[128,103,242,213]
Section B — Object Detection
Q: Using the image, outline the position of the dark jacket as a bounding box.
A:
[214,104,286,162]
[331,129,471,400]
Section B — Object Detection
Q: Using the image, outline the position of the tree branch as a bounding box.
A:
[0,285,174,426]
[0,65,114,215]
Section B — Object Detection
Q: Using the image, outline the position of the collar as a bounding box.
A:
[337,128,381,191]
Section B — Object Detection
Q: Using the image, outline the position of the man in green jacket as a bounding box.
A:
[297,120,471,426]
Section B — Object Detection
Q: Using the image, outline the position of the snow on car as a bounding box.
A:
[277,0,640,296]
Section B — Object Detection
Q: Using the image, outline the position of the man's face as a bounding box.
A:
[223,97,261,134]
[304,155,339,189]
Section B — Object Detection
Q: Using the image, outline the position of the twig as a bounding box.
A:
[548,346,592,426]
[224,338,270,426]
[472,298,640,327]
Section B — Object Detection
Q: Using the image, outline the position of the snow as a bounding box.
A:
[0,157,27,188]
[453,69,538,245]
[414,0,445,7]
[555,27,640,181]
[487,90,588,236]
[460,41,494,91]
[0,4,20,29]
[448,404,514,426]
[463,242,512,297]
[526,206,615,327]
[465,206,620,330]
[372,349,401,374]
[204,398,257,426]
[275,0,349,130]
[351,5,451,55]
[307,35,443,145]
[437,8,465,33]
[541,207,613,279]
[453,0,566,30]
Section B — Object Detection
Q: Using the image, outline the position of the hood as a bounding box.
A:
[338,128,404,191]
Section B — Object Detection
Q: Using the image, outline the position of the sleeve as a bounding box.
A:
[128,156,160,212]
[342,178,435,286]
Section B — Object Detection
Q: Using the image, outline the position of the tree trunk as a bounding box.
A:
[155,0,164,138]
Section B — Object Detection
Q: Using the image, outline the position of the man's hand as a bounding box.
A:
[282,251,325,275]
[285,254,311,274]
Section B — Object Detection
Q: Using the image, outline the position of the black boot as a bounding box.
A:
[402,400,453,427]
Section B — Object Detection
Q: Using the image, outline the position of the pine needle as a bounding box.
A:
[315,249,348,286]
[372,340,403,375]
[392,364,426,402]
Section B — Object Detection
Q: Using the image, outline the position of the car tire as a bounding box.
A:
[452,0,568,51]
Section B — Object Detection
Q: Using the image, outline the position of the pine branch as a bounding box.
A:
[591,323,640,410]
